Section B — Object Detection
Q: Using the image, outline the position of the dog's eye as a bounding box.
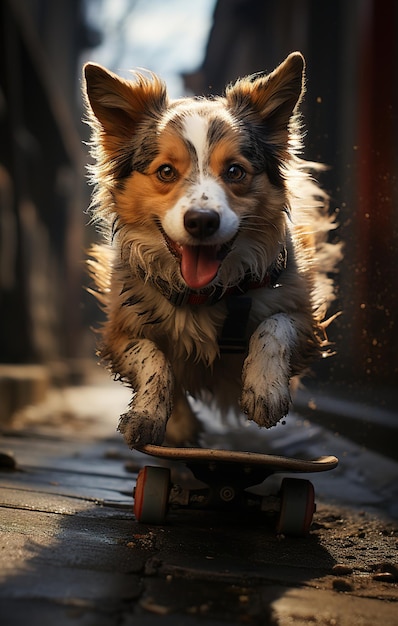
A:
[225,164,246,182]
[157,164,177,183]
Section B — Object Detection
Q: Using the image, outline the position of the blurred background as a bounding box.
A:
[0,0,397,440]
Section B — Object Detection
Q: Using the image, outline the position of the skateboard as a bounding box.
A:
[133,445,338,536]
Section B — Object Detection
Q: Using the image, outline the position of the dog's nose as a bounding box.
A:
[184,209,220,239]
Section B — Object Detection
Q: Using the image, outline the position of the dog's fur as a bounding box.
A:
[83,52,341,448]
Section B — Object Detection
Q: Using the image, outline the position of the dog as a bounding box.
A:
[83,52,341,448]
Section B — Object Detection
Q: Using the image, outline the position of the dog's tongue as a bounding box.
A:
[180,245,221,289]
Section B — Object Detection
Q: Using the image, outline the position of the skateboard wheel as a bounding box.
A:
[134,465,171,524]
[276,478,315,537]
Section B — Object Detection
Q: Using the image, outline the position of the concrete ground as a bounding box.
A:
[0,367,397,625]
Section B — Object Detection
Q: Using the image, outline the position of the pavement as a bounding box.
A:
[0,366,397,625]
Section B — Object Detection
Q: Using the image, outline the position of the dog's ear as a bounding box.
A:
[226,52,305,135]
[83,63,168,136]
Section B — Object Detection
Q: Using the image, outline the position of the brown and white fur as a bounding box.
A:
[83,52,341,448]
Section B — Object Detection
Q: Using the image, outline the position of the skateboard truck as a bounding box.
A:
[133,445,338,537]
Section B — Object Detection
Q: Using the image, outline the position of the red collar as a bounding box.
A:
[136,248,287,307]
[181,273,275,306]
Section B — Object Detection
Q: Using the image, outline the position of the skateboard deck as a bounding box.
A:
[133,445,338,535]
[139,444,338,473]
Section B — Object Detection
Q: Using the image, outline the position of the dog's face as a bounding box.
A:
[84,53,304,291]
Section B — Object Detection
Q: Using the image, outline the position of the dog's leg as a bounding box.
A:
[116,339,174,447]
[165,389,202,446]
[240,313,297,428]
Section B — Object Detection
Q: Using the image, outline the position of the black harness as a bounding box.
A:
[136,248,287,353]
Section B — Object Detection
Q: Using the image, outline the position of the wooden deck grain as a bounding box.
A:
[0,383,146,625]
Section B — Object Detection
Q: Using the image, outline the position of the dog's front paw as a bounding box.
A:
[118,388,172,447]
[240,313,296,428]
[118,407,167,447]
[240,382,291,428]
[113,339,174,447]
